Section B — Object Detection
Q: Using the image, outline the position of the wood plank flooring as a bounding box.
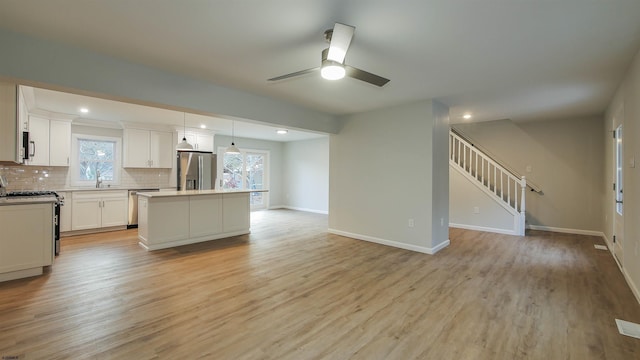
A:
[1,209,639,359]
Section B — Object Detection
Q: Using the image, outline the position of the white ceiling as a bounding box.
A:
[1,0,640,125]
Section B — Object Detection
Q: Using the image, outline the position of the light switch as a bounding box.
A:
[525,165,532,173]
[630,157,636,168]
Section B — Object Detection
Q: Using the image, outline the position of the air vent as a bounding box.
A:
[615,319,640,339]
[594,244,608,251]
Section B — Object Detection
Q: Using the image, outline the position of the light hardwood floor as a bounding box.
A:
[1,210,639,359]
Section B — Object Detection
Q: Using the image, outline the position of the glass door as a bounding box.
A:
[219,147,269,210]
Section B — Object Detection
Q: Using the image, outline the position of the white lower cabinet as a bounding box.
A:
[71,190,128,230]
[138,192,251,250]
[223,193,250,232]
[0,202,54,282]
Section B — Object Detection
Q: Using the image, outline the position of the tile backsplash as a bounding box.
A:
[0,164,173,191]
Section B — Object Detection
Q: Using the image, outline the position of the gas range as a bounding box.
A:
[3,191,64,204]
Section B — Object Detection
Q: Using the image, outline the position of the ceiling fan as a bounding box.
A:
[268,23,390,87]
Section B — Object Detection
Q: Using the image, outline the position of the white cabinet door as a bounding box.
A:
[195,133,214,152]
[49,120,71,166]
[57,191,72,232]
[71,197,101,230]
[123,128,151,168]
[0,203,53,274]
[28,115,50,166]
[177,130,214,151]
[223,193,250,232]
[149,131,173,168]
[189,195,223,238]
[101,196,128,227]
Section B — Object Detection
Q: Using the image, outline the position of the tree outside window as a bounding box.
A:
[78,138,116,181]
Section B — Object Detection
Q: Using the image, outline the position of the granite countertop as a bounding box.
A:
[0,196,58,206]
[55,187,166,192]
[137,189,269,198]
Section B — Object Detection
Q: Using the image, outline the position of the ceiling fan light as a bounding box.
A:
[321,63,345,80]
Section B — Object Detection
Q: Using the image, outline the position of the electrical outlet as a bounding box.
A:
[408,219,414,228]
[525,165,532,173]
[473,206,480,214]
[440,218,444,226]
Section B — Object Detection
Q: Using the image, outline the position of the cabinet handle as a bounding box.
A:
[67,157,69,165]
[30,141,36,157]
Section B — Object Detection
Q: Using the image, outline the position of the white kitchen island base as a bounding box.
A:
[137,190,257,251]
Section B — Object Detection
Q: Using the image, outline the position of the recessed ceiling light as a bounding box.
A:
[463,113,472,120]
[80,107,89,113]
[276,129,288,135]
[200,124,206,129]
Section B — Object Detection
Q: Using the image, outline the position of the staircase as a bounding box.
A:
[449,130,526,236]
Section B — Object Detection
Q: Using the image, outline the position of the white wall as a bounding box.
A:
[449,166,518,234]
[453,117,604,233]
[606,45,640,302]
[282,137,329,214]
[215,135,284,208]
[329,100,449,254]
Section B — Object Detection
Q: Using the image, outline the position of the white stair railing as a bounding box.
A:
[450,130,526,235]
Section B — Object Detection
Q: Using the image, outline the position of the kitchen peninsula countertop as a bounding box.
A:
[137,189,268,198]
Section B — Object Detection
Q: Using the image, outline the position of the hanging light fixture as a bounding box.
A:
[176,112,193,150]
[227,120,240,154]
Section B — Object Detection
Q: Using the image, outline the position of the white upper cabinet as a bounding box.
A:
[27,115,50,166]
[0,82,20,164]
[123,128,173,168]
[25,115,71,167]
[177,129,214,152]
[49,120,71,166]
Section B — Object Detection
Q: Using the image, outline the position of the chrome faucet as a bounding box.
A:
[96,169,102,188]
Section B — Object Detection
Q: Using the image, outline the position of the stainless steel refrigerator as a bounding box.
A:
[177,151,217,190]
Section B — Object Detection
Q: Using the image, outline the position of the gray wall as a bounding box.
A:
[453,117,604,233]
[329,100,449,254]
[282,137,329,213]
[605,44,640,301]
[0,28,338,134]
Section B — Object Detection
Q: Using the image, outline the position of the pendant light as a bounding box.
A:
[176,112,193,150]
[227,120,240,154]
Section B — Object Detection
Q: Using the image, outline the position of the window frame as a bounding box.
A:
[70,133,122,187]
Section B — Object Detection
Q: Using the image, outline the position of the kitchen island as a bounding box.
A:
[136,189,266,251]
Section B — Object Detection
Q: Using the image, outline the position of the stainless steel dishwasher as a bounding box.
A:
[128,189,159,228]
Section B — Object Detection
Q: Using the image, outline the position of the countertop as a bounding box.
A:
[0,196,58,206]
[54,187,171,192]
[137,189,269,198]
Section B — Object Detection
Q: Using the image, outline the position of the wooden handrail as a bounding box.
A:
[450,128,542,193]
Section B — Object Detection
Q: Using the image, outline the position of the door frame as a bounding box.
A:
[612,104,624,266]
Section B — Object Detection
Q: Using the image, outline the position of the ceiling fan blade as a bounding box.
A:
[345,65,390,87]
[326,23,355,63]
[268,67,319,82]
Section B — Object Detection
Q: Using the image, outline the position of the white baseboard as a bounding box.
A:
[601,235,640,305]
[622,268,640,305]
[526,225,605,238]
[328,228,449,255]
[449,222,518,236]
[271,205,328,215]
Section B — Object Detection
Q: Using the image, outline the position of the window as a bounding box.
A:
[218,147,269,210]
[71,134,121,187]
